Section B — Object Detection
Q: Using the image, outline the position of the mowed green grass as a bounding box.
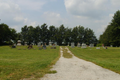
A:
[62,46,72,58]
[68,46,120,74]
[0,46,60,80]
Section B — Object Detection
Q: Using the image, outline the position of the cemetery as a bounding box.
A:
[0,9,120,80]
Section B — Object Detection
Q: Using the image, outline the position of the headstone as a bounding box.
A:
[12,43,16,48]
[81,43,87,48]
[110,45,113,47]
[102,44,104,47]
[77,43,80,47]
[32,43,35,45]
[38,42,41,47]
[28,44,33,49]
[71,42,75,48]
[90,44,94,47]
[17,40,21,46]
[54,42,57,46]
[43,43,47,49]
[105,46,107,49]
[49,42,52,46]
[53,44,56,49]
[51,44,56,49]
[68,42,69,46]
[25,42,27,46]
[96,47,100,49]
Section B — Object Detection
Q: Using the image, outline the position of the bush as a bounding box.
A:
[96,43,102,47]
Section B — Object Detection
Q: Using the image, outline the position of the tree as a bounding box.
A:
[83,28,97,45]
[0,23,17,45]
[27,26,35,44]
[64,28,72,45]
[34,25,41,44]
[71,26,78,44]
[99,10,120,46]
[49,25,56,42]
[40,23,49,43]
[57,24,66,45]
[21,25,28,42]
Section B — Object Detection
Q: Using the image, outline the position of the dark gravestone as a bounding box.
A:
[43,45,46,49]
[39,47,42,50]
[12,44,16,48]
[51,44,56,49]
[28,44,33,49]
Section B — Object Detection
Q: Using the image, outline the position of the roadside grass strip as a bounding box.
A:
[0,46,60,80]
[68,46,120,74]
[62,46,73,58]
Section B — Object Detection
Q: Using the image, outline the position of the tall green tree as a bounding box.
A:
[64,28,72,44]
[0,23,17,45]
[99,10,120,46]
[21,25,28,42]
[34,25,41,44]
[49,25,56,42]
[57,24,66,45]
[40,23,49,43]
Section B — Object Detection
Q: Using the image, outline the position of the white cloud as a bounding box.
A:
[97,25,107,33]
[16,0,46,10]
[0,2,20,15]
[43,12,65,26]
[0,0,39,32]
[64,0,110,19]
[109,14,114,19]
[14,16,25,22]
[111,0,120,7]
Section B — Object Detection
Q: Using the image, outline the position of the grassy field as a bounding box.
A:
[0,46,60,80]
[68,46,120,74]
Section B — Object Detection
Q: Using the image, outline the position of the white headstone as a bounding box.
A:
[110,45,113,47]
[68,42,69,46]
[81,43,86,48]
[96,47,100,49]
[32,43,35,45]
[54,42,57,46]
[17,40,21,46]
[49,42,52,46]
[90,44,94,47]
[77,43,80,47]
[25,42,27,46]
[38,42,41,47]
[71,42,75,48]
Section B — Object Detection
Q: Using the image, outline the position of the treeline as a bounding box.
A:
[0,23,97,46]
[99,10,120,46]
[0,23,17,45]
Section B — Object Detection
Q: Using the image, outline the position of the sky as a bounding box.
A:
[0,0,120,39]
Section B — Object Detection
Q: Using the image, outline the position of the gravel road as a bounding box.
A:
[40,47,120,80]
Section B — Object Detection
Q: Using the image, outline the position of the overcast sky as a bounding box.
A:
[0,0,120,38]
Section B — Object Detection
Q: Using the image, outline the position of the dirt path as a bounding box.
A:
[40,47,120,80]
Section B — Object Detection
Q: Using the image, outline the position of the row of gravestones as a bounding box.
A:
[71,43,94,48]
[12,40,57,49]
[38,42,57,49]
